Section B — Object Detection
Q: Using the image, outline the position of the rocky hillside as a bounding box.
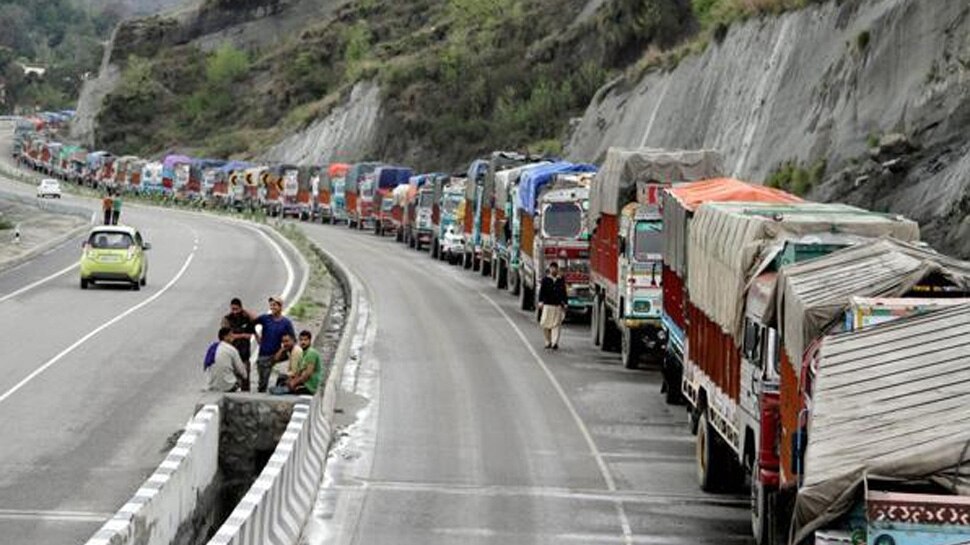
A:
[75,0,694,166]
[567,0,970,258]
[75,0,970,256]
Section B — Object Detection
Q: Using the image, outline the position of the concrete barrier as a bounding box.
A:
[204,238,362,545]
[84,404,221,545]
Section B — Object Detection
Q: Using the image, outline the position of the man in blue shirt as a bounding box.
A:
[251,295,296,392]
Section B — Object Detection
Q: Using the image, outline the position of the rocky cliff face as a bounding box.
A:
[567,0,970,257]
[263,81,382,164]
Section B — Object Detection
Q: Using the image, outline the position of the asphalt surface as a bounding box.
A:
[0,158,304,543]
[300,223,753,545]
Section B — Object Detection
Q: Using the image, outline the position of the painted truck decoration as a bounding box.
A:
[16,114,970,545]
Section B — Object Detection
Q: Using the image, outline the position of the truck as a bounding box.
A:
[259,167,284,216]
[317,163,349,223]
[460,152,543,274]
[514,163,598,319]
[490,161,551,291]
[391,182,414,242]
[680,202,920,544]
[345,162,381,228]
[405,174,441,251]
[661,178,803,401]
[162,154,192,197]
[432,176,467,264]
[361,166,412,234]
[589,148,724,369]
[273,165,301,217]
[141,162,165,195]
[787,300,970,545]
[749,239,970,544]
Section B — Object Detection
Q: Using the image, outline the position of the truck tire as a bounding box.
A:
[431,240,439,259]
[473,255,481,272]
[509,270,520,296]
[591,297,601,347]
[696,411,744,493]
[621,327,640,369]
[600,303,620,352]
[463,252,473,270]
[520,280,534,311]
[495,261,507,290]
[662,351,683,405]
[751,479,778,545]
[481,259,490,277]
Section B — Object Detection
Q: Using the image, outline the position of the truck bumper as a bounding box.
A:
[416,230,433,243]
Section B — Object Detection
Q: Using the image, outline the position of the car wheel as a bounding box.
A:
[140,273,147,287]
[80,278,89,290]
[132,280,141,291]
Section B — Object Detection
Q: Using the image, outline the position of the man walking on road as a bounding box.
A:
[252,295,295,393]
[206,327,248,392]
[538,262,568,350]
[111,193,122,225]
[101,192,113,225]
[222,297,256,391]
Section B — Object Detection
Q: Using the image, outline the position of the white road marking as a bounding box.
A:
[0,262,77,304]
[238,224,298,309]
[481,292,635,545]
[0,508,111,523]
[0,247,196,405]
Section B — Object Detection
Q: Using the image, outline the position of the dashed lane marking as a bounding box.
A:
[0,508,112,523]
[480,292,635,545]
[0,237,197,405]
[0,262,77,304]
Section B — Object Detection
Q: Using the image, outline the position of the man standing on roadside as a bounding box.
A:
[207,327,248,392]
[251,295,295,393]
[222,297,255,391]
[538,262,568,350]
[111,192,123,225]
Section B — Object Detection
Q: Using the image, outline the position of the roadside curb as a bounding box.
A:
[0,186,94,274]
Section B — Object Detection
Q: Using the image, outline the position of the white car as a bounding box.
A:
[37,179,62,199]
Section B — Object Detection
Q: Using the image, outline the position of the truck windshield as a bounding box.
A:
[418,192,434,208]
[443,195,462,215]
[542,202,582,238]
[633,221,663,261]
[333,178,345,195]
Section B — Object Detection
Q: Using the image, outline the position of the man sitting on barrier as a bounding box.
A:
[206,327,247,392]
[270,330,323,396]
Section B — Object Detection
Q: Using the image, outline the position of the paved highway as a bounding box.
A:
[301,223,753,545]
[0,171,305,544]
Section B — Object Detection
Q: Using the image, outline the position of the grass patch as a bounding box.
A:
[0,218,13,230]
[765,158,827,196]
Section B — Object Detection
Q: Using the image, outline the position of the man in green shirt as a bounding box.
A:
[278,330,325,395]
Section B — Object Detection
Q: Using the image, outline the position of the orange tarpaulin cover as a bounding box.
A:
[667,178,803,211]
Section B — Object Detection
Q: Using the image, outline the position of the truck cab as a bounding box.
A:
[437,182,466,263]
[535,178,593,314]
[332,176,347,224]
[279,166,301,217]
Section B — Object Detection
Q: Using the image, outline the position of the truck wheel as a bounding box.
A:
[495,261,507,290]
[751,479,777,545]
[696,411,743,493]
[591,297,601,346]
[509,270,520,296]
[520,281,534,311]
[621,327,640,369]
[463,252,473,270]
[662,352,683,405]
[600,302,620,352]
[432,241,439,259]
[481,260,490,277]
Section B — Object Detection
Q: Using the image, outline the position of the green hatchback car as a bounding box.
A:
[80,225,150,290]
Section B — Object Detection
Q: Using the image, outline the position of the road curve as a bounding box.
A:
[300,222,753,545]
[0,173,305,544]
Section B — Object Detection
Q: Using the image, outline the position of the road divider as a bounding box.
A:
[84,404,221,545]
[0,185,94,273]
[205,235,362,545]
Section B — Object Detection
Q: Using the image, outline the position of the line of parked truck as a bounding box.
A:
[13,117,970,545]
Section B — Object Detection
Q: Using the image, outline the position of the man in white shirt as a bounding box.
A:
[207,327,248,392]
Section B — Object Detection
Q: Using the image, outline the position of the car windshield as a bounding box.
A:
[542,202,582,238]
[633,221,663,261]
[89,232,134,249]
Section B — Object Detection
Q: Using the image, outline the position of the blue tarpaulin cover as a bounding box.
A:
[517,162,597,215]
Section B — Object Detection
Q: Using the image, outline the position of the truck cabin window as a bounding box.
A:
[633,221,663,261]
[542,202,582,238]
[443,196,462,214]
[743,319,763,365]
